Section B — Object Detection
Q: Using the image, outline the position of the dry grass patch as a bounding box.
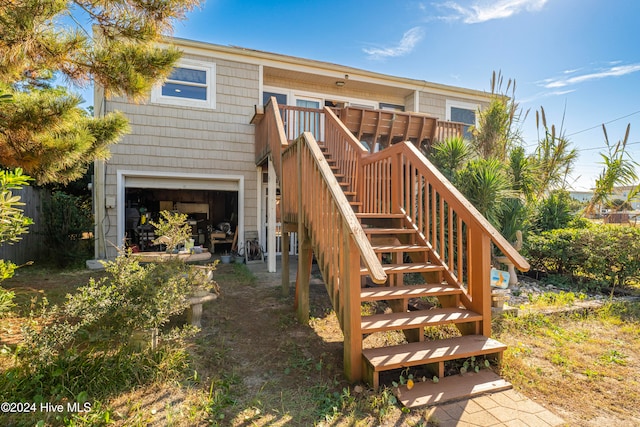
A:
[495,302,640,426]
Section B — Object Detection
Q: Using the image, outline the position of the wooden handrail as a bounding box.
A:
[360,141,530,271]
[360,141,529,336]
[282,132,387,285]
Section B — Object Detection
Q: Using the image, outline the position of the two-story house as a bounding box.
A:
[93,37,489,265]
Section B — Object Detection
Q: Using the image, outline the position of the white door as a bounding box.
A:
[295,98,322,141]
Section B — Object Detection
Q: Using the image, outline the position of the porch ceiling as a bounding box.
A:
[263,66,414,99]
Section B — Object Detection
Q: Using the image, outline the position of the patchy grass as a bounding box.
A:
[1,262,639,426]
[494,302,640,426]
[525,290,588,307]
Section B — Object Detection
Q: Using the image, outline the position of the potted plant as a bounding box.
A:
[220,251,232,264]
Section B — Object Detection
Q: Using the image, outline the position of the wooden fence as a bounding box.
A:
[0,186,50,265]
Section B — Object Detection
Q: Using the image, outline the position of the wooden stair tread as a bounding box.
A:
[362,335,506,370]
[397,369,512,408]
[360,284,461,301]
[361,308,481,333]
[364,227,416,234]
[356,213,406,219]
[371,244,428,253]
[360,263,444,275]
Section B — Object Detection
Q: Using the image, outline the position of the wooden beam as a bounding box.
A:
[387,114,397,146]
[357,109,366,140]
[404,114,412,141]
[296,226,312,323]
[373,111,382,148]
[468,227,492,336]
[418,117,426,143]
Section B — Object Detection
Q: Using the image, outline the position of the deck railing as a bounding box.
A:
[323,107,369,192]
[360,142,530,335]
[435,120,466,142]
[254,98,288,175]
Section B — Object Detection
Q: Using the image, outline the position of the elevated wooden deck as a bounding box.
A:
[253,104,465,165]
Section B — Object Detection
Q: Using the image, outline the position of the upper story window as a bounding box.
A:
[151,59,216,109]
[446,100,478,139]
[379,102,405,112]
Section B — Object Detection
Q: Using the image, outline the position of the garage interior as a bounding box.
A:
[124,187,238,253]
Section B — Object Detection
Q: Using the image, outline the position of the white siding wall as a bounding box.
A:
[419,92,489,119]
[101,54,260,257]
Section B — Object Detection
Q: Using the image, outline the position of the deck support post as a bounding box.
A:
[296,225,311,323]
[468,226,492,336]
[295,137,311,323]
[281,229,290,296]
[342,224,363,382]
[267,157,277,273]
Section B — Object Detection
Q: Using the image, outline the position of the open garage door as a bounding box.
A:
[117,171,244,254]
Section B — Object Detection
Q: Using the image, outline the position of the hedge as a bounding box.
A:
[524,224,640,291]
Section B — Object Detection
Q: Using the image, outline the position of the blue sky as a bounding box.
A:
[77,0,639,191]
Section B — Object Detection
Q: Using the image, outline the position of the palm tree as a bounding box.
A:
[455,158,518,227]
[428,136,472,181]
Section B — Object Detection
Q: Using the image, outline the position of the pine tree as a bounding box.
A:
[0,0,202,184]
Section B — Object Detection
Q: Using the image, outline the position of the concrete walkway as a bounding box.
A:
[425,388,565,426]
[246,257,565,427]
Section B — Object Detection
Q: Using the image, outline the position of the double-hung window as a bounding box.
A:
[151,59,215,109]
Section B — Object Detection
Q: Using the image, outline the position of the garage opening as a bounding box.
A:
[125,188,237,253]
[119,172,244,255]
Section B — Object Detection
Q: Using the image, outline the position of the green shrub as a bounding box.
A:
[524,224,640,292]
[531,190,582,232]
[41,191,94,268]
[19,255,212,367]
[150,210,192,252]
[0,286,15,316]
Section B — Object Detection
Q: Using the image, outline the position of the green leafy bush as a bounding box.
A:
[0,286,15,316]
[524,224,640,292]
[19,253,216,367]
[41,191,94,267]
[150,210,192,252]
[531,190,582,232]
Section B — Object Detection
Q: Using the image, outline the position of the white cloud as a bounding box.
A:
[363,27,425,59]
[542,64,640,88]
[521,89,575,104]
[436,0,548,24]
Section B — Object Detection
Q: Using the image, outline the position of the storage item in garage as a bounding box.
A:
[159,201,173,211]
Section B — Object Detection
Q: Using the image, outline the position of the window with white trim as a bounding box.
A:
[151,60,216,109]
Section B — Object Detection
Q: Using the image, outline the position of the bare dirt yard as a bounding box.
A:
[1,261,639,426]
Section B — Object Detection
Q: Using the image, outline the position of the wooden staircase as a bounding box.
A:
[319,142,513,406]
[253,98,530,407]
